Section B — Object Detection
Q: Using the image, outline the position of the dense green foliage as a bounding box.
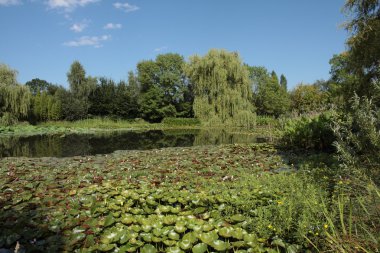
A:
[0,64,31,125]
[186,49,256,127]
[290,83,328,114]
[247,66,290,117]
[137,53,193,122]
[281,112,335,151]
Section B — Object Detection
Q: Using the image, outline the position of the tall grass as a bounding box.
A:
[318,181,380,252]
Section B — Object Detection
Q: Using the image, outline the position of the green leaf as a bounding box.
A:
[198,231,218,245]
[140,244,157,253]
[230,214,245,222]
[179,238,193,250]
[168,230,180,241]
[192,243,208,253]
[271,238,286,248]
[104,214,116,227]
[210,240,230,251]
[166,246,184,253]
[97,243,116,252]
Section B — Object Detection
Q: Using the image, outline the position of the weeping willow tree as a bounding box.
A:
[186,49,256,128]
[0,64,31,125]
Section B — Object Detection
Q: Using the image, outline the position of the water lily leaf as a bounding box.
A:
[198,231,218,245]
[69,232,86,245]
[193,207,206,214]
[121,214,134,225]
[128,238,143,247]
[171,206,181,214]
[231,227,246,240]
[174,222,187,233]
[192,243,208,253]
[210,240,230,251]
[97,243,116,252]
[119,232,131,244]
[168,230,180,240]
[152,236,162,243]
[163,240,177,246]
[152,228,162,237]
[202,224,213,232]
[244,234,258,247]
[142,224,153,232]
[218,227,233,238]
[140,232,152,242]
[179,238,193,250]
[182,232,197,244]
[231,241,246,248]
[163,216,176,225]
[100,229,121,244]
[130,225,141,233]
[104,214,116,227]
[166,246,184,253]
[192,225,202,233]
[158,205,171,213]
[140,244,157,253]
[230,214,245,222]
[271,238,286,248]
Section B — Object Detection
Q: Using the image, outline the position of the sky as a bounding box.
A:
[0,0,348,90]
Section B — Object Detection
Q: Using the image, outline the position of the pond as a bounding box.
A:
[0,129,273,158]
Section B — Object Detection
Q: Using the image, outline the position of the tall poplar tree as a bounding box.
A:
[66,61,96,119]
[280,74,288,90]
[186,49,255,127]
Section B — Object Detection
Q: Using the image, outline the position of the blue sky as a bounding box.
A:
[0,0,347,90]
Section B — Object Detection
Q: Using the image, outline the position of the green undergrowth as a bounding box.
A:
[0,143,345,252]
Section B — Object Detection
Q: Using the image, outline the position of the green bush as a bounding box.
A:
[281,112,336,151]
[333,95,380,182]
[161,117,201,126]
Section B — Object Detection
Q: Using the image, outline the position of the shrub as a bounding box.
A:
[333,94,380,183]
[281,112,336,151]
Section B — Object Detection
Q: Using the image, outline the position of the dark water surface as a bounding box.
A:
[0,129,271,158]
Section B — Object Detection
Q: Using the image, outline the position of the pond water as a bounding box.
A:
[0,129,272,158]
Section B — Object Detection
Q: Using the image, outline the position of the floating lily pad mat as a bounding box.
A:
[0,144,317,252]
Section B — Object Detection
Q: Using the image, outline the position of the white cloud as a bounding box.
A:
[154,46,168,52]
[113,2,138,13]
[0,0,21,6]
[70,21,88,32]
[103,23,122,30]
[46,0,99,11]
[63,35,110,48]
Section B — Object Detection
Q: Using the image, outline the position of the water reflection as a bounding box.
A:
[0,129,271,158]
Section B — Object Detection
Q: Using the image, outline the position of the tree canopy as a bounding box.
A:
[186,49,255,127]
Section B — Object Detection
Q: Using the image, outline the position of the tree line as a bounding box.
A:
[0,50,335,126]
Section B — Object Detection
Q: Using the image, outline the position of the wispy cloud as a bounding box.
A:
[0,0,21,6]
[103,23,122,30]
[113,2,138,13]
[70,20,89,32]
[63,35,111,48]
[46,0,99,11]
[154,46,168,52]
